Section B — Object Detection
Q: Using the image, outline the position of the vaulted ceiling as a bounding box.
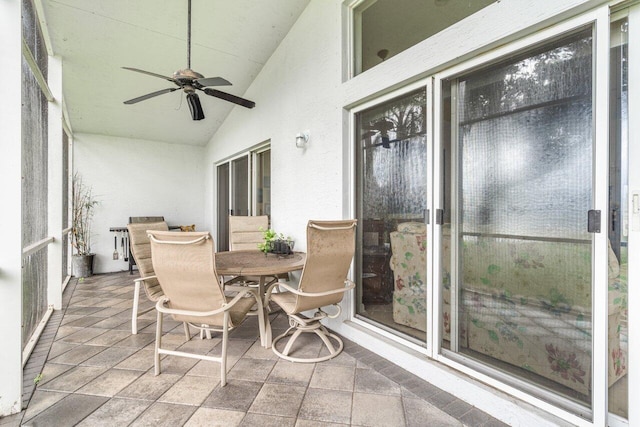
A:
[41,0,310,146]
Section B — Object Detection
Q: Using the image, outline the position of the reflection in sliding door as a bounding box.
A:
[355,88,428,342]
[231,156,249,217]
[217,163,230,251]
[442,28,596,407]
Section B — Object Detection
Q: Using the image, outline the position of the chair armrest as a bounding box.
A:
[134,275,157,284]
[224,288,264,311]
[156,287,262,318]
[264,279,355,303]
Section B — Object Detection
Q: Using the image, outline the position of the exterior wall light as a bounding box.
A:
[295,131,309,148]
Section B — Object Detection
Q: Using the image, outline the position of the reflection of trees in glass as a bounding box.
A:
[458,31,593,238]
[360,89,426,148]
[358,89,427,219]
[461,33,592,122]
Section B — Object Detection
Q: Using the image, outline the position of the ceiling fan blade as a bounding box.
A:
[123,87,179,105]
[122,67,176,82]
[361,130,377,139]
[195,76,232,87]
[202,88,255,109]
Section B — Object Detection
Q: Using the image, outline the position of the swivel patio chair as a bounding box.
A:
[148,230,265,386]
[127,221,169,334]
[264,219,356,363]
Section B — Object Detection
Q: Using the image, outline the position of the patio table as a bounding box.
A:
[215,250,306,347]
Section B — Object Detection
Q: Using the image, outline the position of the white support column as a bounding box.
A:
[48,55,63,310]
[0,0,24,416]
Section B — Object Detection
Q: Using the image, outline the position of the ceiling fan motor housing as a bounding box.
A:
[173,68,204,83]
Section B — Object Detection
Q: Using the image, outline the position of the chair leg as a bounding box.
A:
[198,325,212,340]
[131,280,141,334]
[271,317,345,363]
[183,322,190,341]
[315,327,337,355]
[221,314,229,387]
[282,328,304,356]
[154,309,163,376]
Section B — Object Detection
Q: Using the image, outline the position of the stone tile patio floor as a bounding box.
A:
[2,272,508,427]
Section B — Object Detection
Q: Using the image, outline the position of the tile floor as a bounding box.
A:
[2,272,509,427]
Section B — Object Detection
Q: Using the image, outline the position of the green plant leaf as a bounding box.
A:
[33,373,43,385]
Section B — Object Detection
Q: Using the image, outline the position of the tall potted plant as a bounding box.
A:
[71,173,98,277]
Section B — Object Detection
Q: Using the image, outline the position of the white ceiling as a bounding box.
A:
[40,0,310,146]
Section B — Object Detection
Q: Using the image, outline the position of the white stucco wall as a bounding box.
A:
[204,0,344,250]
[74,133,205,273]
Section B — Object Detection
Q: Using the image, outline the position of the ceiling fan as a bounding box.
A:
[122,0,255,120]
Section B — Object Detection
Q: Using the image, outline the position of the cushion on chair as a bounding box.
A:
[396,222,426,234]
[388,221,628,393]
[389,222,427,332]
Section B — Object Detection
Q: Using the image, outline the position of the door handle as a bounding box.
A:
[587,210,601,233]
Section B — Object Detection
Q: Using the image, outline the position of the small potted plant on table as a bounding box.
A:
[258,228,294,255]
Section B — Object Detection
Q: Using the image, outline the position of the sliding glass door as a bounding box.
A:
[352,7,636,423]
[216,145,271,251]
[354,87,429,341]
[440,27,597,408]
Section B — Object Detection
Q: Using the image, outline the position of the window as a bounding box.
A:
[353,0,495,75]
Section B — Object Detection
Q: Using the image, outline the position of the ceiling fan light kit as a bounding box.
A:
[122,0,255,120]
[186,92,204,120]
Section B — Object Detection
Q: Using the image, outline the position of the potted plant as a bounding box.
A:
[71,173,98,277]
[258,228,294,255]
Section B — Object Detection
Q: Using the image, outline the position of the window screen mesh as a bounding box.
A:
[21,0,49,348]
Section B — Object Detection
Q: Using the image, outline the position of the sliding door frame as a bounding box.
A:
[216,142,271,251]
[624,4,639,426]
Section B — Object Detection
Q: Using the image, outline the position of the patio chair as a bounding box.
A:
[229,215,269,250]
[264,219,356,362]
[148,230,265,386]
[226,215,281,287]
[128,216,165,274]
[127,221,169,334]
